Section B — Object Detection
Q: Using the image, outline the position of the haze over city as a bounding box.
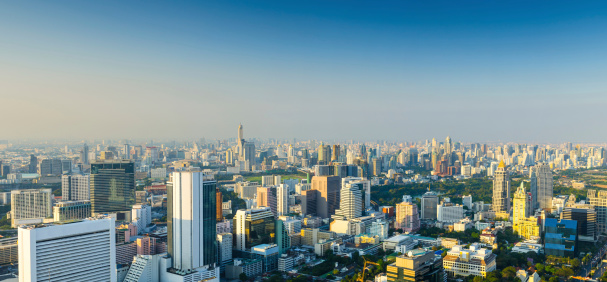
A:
[2,1,607,142]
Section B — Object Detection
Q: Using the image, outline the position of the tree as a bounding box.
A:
[473,277,483,282]
[333,269,339,275]
[535,263,545,274]
[239,273,248,282]
[572,258,581,269]
[502,266,517,279]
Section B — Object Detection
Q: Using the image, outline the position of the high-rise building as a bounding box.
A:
[342,177,371,210]
[529,169,538,211]
[216,188,223,222]
[28,154,38,173]
[234,207,275,251]
[395,196,420,233]
[275,219,291,254]
[334,182,363,220]
[587,189,607,235]
[18,217,117,282]
[386,249,445,282]
[535,163,553,211]
[277,184,289,216]
[132,204,152,235]
[217,233,233,273]
[513,183,532,225]
[81,143,90,165]
[372,158,382,176]
[492,160,510,215]
[544,218,577,258]
[331,145,340,162]
[90,160,135,214]
[317,143,331,165]
[421,191,439,220]
[62,174,90,201]
[39,158,62,176]
[311,176,341,219]
[242,142,256,171]
[167,171,217,271]
[561,204,597,242]
[257,187,277,218]
[437,201,464,223]
[11,189,52,227]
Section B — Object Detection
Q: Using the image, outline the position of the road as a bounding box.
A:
[578,242,607,279]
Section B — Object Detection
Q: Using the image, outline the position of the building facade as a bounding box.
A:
[90,160,135,214]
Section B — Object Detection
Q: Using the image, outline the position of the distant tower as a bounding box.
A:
[535,163,553,211]
[238,124,243,143]
[492,160,511,214]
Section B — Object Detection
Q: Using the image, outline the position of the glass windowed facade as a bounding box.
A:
[90,160,135,214]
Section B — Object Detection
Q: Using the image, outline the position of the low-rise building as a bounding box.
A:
[443,243,496,278]
[386,249,444,282]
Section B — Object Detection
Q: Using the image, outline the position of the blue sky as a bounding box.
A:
[1,1,607,142]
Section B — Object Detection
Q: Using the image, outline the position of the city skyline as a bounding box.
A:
[2,1,607,141]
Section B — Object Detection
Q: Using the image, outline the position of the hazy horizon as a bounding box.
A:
[2,1,607,142]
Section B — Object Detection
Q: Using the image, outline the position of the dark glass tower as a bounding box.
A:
[90,160,135,214]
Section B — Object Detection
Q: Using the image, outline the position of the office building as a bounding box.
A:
[462,195,472,209]
[90,160,135,214]
[62,174,90,201]
[276,219,291,254]
[0,238,18,265]
[386,249,445,282]
[235,207,275,251]
[311,175,341,219]
[81,143,90,165]
[277,184,289,216]
[53,200,92,222]
[561,204,597,242]
[443,244,496,278]
[395,196,420,233]
[535,163,553,211]
[132,204,152,235]
[342,177,371,210]
[18,217,117,282]
[217,233,233,272]
[29,154,38,173]
[437,201,464,223]
[257,186,277,217]
[587,189,607,234]
[513,183,532,226]
[334,181,363,219]
[216,188,223,222]
[492,160,510,214]
[167,171,217,271]
[39,158,62,176]
[11,189,52,227]
[544,218,577,257]
[421,191,439,220]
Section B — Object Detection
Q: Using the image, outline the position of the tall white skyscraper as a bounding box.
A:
[277,184,289,216]
[341,177,371,211]
[168,171,218,274]
[18,216,117,282]
[334,182,363,219]
[62,174,90,201]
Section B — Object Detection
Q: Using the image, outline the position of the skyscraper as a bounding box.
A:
[587,189,607,235]
[81,143,89,165]
[334,181,363,219]
[90,160,135,215]
[492,160,510,215]
[535,163,553,211]
[18,216,117,282]
[311,176,341,219]
[28,154,37,173]
[167,171,217,271]
[513,183,532,229]
[421,191,439,220]
[529,168,538,211]
[395,195,420,233]
[277,184,289,216]
[257,187,277,218]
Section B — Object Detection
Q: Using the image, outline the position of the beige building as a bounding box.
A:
[492,161,510,214]
[443,243,496,278]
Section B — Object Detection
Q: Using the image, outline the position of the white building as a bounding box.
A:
[277,184,289,216]
[124,254,162,282]
[217,233,233,270]
[437,202,464,223]
[18,217,117,282]
[370,220,389,239]
[168,171,219,281]
[342,177,371,209]
[150,168,167,179]
[443,243,496,278]
[11,189,52,227]
[62,174,90,201]
[132,204,152,235]
[463,195,473,209]
[334,182,363,219]
[282,218,302,235]
[278,254,294,272]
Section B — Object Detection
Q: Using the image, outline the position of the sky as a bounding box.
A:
[1,1,607,143]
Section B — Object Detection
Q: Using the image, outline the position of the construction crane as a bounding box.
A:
[357,256,380,282]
